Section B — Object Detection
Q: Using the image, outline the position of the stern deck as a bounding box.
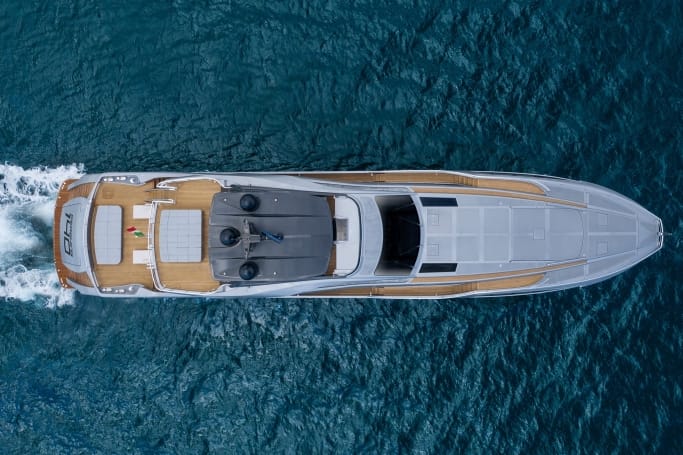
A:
[91,178,221,293]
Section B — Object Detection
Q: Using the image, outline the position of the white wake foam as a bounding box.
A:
[0,163,85,307]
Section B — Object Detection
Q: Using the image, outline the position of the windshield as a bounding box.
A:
[374,195,420,276]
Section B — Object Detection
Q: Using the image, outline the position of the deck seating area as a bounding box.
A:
[91,178,221,293]
[152,179,221,292]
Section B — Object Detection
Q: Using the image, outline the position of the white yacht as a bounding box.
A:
[53,171,663,298]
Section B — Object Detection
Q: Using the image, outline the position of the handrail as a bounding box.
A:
[146,197,218,296]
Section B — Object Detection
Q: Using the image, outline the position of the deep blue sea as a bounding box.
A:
[1,1,681,453]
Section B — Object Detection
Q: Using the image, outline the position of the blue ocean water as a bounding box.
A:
[1,0,681,452]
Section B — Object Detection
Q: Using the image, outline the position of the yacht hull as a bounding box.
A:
[53,171,663,299]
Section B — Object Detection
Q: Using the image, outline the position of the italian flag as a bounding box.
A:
[127,226,145,237]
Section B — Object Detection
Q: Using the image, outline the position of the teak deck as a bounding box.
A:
[305,274,544,297]
[153,179,221,292]
[92,180,157,289]
[290,171,546,195]
[92,178,221,292]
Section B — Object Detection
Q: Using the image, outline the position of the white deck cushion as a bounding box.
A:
[133,250,151,265]
[159,210,202,262]
[94,205,122,265]
[133,204,152,219]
